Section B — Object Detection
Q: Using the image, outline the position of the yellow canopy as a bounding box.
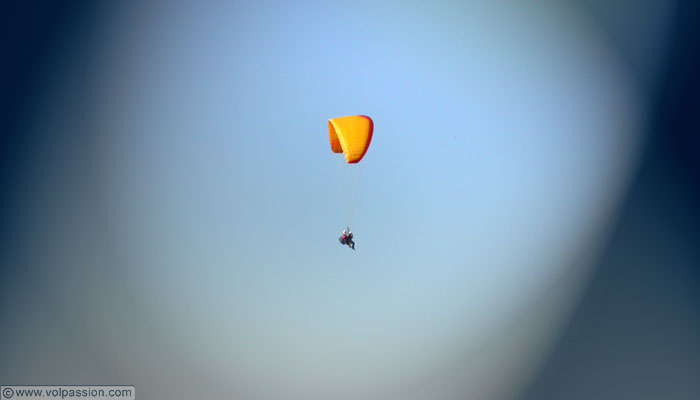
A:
[328,115,373,164]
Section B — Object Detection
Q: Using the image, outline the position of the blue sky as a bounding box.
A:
[2,1,673,399]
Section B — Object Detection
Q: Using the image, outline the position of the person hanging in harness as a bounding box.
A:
[339,229,355,250]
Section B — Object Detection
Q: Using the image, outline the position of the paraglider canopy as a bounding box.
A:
[329,115,373,163]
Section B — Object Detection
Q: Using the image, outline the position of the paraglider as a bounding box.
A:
[329,115,373,250]
[328,115,373,164]
[339,228,355,250]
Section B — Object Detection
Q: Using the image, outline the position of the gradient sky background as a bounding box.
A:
[2,1,698,400]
